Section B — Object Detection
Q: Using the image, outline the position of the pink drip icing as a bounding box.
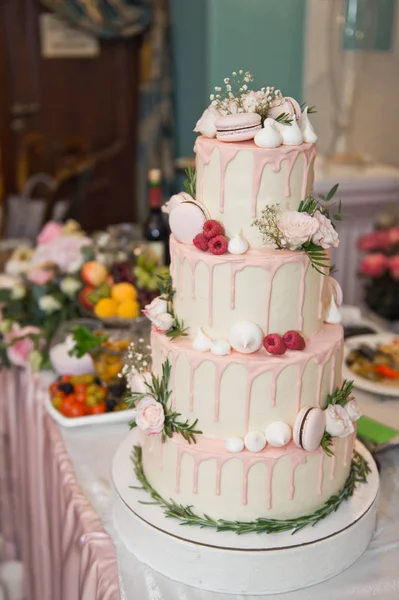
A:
[171,236,311,334]
[191,267,196,299]
[195,137,317,219]
[330,438,338,479]
[314,342,340,407]
[175,446,183,493]
[318,270,325,319]
[209,263,215,326]
[343,435,351,467]
[295,361,308,413]
[317,452,324,495]
[159,440,164,469]
[170,434,324,509]
[214,362,230,421]
[289,454,308,499]
[148,435,154,453]
[298,260,309,330]
[330,351,336,393]
[244,363,283,432]
[188,355,208,412]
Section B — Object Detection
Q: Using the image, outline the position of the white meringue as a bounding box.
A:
[254,118,282,148]
[193,328,212,352]
[211,339,231,356]
[228,321,263,354]
[346,399,362,422]
[225,437,245,453]
[244,431,267,453]
[325,294,342,324]
[265,421,292,447]
[228,231,249,255]
[279,117,303,146]
[301,107,318,143]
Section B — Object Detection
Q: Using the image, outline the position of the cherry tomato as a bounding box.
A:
[90,401,107,415]
[75,392,87,404]
[50,382,59,395]
[75,383,87,394]
[61,375,72,383]
[60,397,73,416]
[68,402,86,418]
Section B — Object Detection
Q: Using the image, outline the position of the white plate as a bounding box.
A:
[45,394,137,428]
[343,333,399,397]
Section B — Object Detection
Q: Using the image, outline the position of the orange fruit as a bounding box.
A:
[111,282,137,303]
[94,297,118,318]
[117,299,140,319]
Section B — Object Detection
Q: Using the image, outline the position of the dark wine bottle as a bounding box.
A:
[144,169,170,264]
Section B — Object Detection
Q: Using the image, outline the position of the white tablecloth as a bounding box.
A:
[60,388,399,600]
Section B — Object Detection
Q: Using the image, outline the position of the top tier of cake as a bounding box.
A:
[195,136,316,248]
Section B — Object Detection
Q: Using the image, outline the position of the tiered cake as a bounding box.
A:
[129,77,366,526]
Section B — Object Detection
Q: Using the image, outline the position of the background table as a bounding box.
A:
[1,366,399,599]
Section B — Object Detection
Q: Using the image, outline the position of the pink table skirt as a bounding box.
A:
[0,368,120,600]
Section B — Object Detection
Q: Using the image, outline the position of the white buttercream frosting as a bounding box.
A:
[244,431,267,453]
[228,231,249,255]
[225,437,245,453]
[228,321,263,354]
[193,328,212,352]
[254,118,282,148]
[278,118,303,146]
[301,107,318,143]
[265,421,292,447]
[211,339,231,356]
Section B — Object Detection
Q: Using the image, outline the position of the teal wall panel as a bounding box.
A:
[170,0,307,157]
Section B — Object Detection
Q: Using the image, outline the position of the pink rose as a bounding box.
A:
[37,222,63,245]
[389,255,399,280]
[31,235,92,273]
[389,226,399,247]
[27,267,54,285]
[359,253,388,278]
[357,230,389,252]
[4,324,41,367]
[135,396,165,435]
[277,211,319,249]
[311,211,339,249]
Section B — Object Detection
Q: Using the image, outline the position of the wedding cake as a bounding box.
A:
[126,72,368,528]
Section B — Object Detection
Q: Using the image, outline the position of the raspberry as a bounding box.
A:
[203,220,225,239]
[193,233,209,251]
[208,235,228,255]
[263,334,287,355]
[283,330,306,351]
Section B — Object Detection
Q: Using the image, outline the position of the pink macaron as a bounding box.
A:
[215,113,262,142]
[293,407,326,452]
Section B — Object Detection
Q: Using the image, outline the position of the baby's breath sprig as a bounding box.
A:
[251,205,286,248]
[120,338,152,383]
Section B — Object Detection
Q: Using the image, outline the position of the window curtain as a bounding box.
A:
[40,0,175,218]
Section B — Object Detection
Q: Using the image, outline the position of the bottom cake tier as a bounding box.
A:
[140,431,355,521]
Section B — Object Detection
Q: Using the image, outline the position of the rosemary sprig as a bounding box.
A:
[326,380,354,408]
[321,432,334,457]
[302,242,331,275]
[131,447,370,535]
[166,316,188,340]
[300,102,317,114]
[275,112,293,126]
[155,275,188,340]
[126,359,202,443]
[184,165,197,199]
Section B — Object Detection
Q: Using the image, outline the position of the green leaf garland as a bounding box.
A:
[131,446,370,535]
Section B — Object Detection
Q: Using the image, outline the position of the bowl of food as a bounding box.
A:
[344,333,399,396]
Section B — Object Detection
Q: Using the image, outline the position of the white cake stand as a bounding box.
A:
[112,431,379,595]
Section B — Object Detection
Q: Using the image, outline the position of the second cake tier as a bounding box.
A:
[170,235,329,339]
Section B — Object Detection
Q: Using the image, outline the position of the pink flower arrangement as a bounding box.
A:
[27,267,54,285]
[37,221,63,245]
[4,324,41,367]
[31,235,92,274]
[359,253,388,278]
